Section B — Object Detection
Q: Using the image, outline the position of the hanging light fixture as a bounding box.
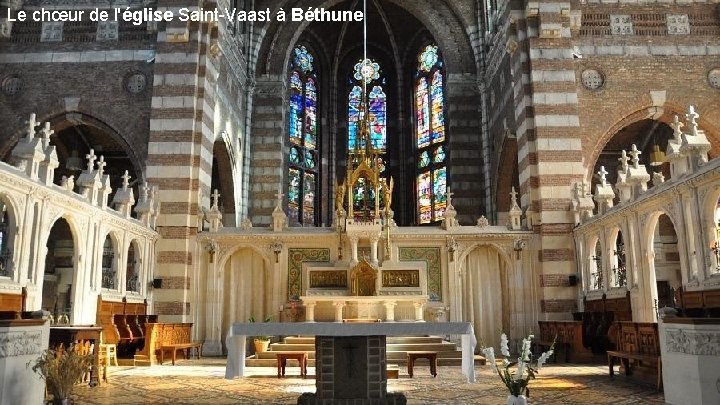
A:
[65,149,82,171]
[649,144,666,167]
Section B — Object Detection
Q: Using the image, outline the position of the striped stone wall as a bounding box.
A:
[502,3,583,317]
[248,76,285,226]
[146,3,215,321]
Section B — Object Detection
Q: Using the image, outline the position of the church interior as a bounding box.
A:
[1,0,720,404]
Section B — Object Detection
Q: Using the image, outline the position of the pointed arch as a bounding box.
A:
[287,44,320,226]
[415,44,447,224]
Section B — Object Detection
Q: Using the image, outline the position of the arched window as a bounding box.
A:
[347,59,387,216]
[415,45,447,224]
[126,241,139,292]
[288,45,319,226]
[0,203,11,277]
[101,235,115,289]
[348,59,386,152]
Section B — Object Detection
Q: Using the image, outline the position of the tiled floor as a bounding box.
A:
[73,358,665,404]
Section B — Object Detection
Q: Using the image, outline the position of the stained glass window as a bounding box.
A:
[348,60,386,152]
[348,85,362,149]
[287,45,319,226]
[415,44,447,224]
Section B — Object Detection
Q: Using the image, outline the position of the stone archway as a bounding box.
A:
[642,210,684,322]
[41,217,78,322]
[0,194,18,279]
[221,247,273,351]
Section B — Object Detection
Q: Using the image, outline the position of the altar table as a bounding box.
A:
[224,322,477,383]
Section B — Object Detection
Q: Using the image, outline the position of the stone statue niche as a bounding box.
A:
[350,259,377,296]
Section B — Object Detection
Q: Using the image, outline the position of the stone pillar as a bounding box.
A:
[333,301,345,322]
[248,77,286,226]
[370,237,379,266]
[304,302,316,322]
[350,237,359,264]
[518,4,585,321]
[384,301,396,322]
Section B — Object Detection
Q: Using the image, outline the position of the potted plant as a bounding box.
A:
[248,316,273,353]
[481,333,554,405]
[30,347,93,405]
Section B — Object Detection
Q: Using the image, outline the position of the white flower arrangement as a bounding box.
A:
[481,333,554,397]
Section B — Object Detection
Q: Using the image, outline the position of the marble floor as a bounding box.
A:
[73,358,665,404]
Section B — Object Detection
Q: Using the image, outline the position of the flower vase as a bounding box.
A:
[506,394,527,405]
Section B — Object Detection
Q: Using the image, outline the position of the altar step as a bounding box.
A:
[245,336,485,367]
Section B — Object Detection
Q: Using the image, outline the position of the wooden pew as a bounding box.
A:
[606,321,662,390]
[138,323,202,365]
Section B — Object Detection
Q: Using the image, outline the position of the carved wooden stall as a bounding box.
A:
[574,292,633,354]
[674,286,720,317]
[96,296,153,360]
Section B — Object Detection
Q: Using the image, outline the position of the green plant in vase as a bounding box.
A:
[248,315,273,353]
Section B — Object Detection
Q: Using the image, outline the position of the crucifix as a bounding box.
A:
[618,150,629,173]
[275,187,284,209]
[26,113,39,139]
[628,144,641,169]
[96,155,107,177]
[598,166,609,186]
[686,105,699,135]
[211,189,221,209]
[85,149,97,172]
[121,170,131,190]
[140,182,150,202]
[670,115,684,143]
[40,122,54,148]
[509,186,519,208]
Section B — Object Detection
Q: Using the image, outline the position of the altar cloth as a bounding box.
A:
[224,322,477,383]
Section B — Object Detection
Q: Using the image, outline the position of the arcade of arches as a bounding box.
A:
[2,1,720,404]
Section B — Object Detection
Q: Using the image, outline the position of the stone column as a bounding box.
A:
[350,236,359,264]
[304,302,316,322]
[384,301,396,322]
[413,302,425,322]
[333,301,345,322]
[370,236,379,266]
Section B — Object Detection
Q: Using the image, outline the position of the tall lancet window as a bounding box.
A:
[287,45,318,226]
[347,59,388,215]
[415,45,447,224]
[348,59,386,152]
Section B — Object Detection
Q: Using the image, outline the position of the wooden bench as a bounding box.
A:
[386,364,399,379]
[158,342,203,365]
[407,351,437,378]
[607,321,662,391]
[276,352,308,378]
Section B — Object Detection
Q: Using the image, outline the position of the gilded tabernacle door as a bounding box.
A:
[350,260,377,296]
